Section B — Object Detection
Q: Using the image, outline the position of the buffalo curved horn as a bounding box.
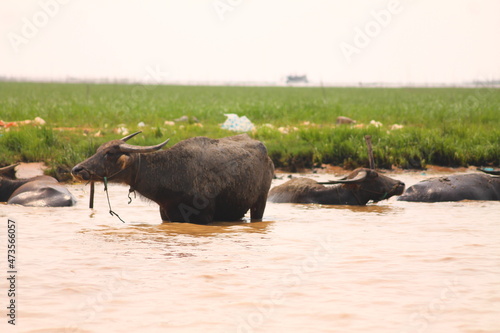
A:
[121,131,142,142]
[119,138,170,153]
[0,163,19,175]
[318,170,368,184]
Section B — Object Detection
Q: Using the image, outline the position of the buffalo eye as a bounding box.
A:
[105,151,129,160]
[104,151,118,159]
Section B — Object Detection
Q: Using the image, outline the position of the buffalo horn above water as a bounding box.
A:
[318,170,368,184]
[0,163,19,174]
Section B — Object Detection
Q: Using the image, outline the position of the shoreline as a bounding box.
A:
[12,162,489,183]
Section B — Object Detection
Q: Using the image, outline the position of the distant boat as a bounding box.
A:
[286,75,308,84]
[478,167,500,175]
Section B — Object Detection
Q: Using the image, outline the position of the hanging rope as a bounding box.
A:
[127,189,136,204]
[91,155,141,223]
[127,153,140,205]
[104,176,126,223]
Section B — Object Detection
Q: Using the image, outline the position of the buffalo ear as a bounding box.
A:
[117,154,132,169]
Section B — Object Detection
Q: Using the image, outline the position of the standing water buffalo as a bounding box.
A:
[0,164,76,207]
[398,173,500,202]
[268,168,405,205]
[71,132,274,224]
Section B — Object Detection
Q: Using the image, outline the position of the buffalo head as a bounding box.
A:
[71,132,169,183]
[320,168,405,203]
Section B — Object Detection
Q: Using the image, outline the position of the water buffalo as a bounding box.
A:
[71,132,275,224]
[268,168,405,205]
[398,173,500,202]
[0,164,76,207]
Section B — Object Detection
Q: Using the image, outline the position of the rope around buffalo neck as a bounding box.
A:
[127,153,141,203]
[104,176,126,223]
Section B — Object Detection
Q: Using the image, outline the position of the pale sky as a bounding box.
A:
[1,0,499,85]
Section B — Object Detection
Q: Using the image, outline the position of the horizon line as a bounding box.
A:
[1,76,499,89]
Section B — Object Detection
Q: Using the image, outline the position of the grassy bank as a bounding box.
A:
[1,82,499,179]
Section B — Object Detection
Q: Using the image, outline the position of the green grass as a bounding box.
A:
[1,81,499,179]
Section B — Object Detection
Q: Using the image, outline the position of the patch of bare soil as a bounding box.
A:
[15,162,47,179]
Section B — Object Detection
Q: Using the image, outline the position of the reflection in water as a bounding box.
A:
[82,219,274,240]
[150,219,274,235]
[293,202,401,215]
[2,176,499,333]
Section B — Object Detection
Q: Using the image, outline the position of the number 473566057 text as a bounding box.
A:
[7,219,16,270]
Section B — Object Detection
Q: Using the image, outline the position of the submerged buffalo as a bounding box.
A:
[268,168,405,205]
[0,164,76,207]
[72,132,274,224]
[398,173,500,202]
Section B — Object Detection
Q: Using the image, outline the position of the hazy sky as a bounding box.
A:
[1,0,499,85]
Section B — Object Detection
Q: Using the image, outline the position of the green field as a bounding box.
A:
[0,81,499,179]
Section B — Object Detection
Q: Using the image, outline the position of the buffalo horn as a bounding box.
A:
[119,139,170,153]
[0,163,19,174]
[120,131,142,142]
[318,170,368,184]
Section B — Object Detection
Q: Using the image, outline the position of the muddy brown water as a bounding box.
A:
[1,171,499,333]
